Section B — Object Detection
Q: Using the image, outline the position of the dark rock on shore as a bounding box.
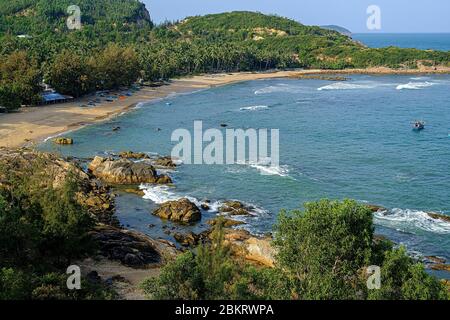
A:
[88,156,172,185]
[90,224,178,267]
[153,198,201,223]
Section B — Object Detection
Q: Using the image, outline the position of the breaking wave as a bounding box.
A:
[240,105,270,111]
[396,81,435,90]
[317,82,376,91]
[254,84,301,95]
[236,158,290,177]
[140,184,267,217]
[374,208,450,234]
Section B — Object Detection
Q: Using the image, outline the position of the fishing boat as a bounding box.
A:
[412,121,425,131]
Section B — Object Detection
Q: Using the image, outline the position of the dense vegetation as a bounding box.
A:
[0,155,114,300]
[142,200,449,300]
[1,2,449,110]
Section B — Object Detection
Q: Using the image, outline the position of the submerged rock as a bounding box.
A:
[430,264,450,272]
[219,200,252,216]
[427,212,450,223]
[151,156,177,168]
[153,198,201,223]
[88,156,172,185]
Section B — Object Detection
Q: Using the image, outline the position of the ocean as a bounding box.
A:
[352,33,450,51]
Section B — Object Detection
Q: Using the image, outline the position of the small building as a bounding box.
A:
[40,91,74,105]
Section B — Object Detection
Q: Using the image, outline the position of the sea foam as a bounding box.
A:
[374,208,450,234]
[317,82,375,91]
[240,105,270,111]
[140,184,267,217]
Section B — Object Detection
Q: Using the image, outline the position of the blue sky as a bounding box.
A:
[144,0,450,33]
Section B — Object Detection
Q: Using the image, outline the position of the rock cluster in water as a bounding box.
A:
[88,156,172,185]
[153,198,201,223]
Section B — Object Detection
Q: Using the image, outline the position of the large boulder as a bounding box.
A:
[153,198,201,223]
[88,156,172,185]
[222,229,276,268]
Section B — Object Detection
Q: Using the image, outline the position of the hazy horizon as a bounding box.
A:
[144,0,450,33]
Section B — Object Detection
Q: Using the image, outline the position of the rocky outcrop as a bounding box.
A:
[430,264,450,272]
[76,180,117,225]
[0,149,116,224]
[219,201,252,216]
[53,137,73,145]
[119,151,149,160]
[88,156,172,185]
[153,198,201,223]
[222,229,276,268]
[207,217,245,228]
[89,224,178,267]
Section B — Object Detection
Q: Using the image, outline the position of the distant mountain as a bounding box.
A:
[0,0,152,35]
[321,25,352,36]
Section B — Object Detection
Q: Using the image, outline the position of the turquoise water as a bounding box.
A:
[352,33,450,51]
[40,74,450,266]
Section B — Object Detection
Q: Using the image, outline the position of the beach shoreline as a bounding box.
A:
[1,66,450,148]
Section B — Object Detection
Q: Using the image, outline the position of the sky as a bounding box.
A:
[143,0,450,33]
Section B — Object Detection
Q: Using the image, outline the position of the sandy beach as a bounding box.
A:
[1,66,450,148]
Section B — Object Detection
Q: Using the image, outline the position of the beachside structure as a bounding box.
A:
[40,91,74,105]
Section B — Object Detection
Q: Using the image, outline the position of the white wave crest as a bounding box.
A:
[374,208,450,234]
[240,105,269,111]
[236,159,290,177]
[140,184,267,216]
[254,84,298,95]
[396,81,434,90]
[317,82,375,91]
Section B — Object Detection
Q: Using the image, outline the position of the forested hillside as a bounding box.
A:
[0,0,152,34]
